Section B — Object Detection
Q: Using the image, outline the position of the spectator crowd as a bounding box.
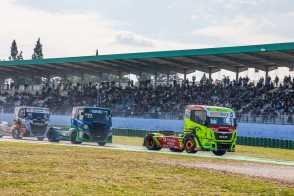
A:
[0,75,293,123]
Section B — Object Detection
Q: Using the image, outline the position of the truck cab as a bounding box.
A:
[184,105,237,155]
[12,106,50,140]
[144,105,237,156]
[70,107,112,146]
[48,107,112,146]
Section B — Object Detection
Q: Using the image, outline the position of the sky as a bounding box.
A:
[0,0,294,80]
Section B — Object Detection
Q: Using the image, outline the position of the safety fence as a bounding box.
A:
[112,128,294,150]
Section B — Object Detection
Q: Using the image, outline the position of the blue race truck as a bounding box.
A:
[47,107,112,146]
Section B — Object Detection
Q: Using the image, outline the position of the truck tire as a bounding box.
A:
[71,130,82,144]
[169,148,184,152]
[212,150,226,156]
[37,137,44,141]
[144,134,161,151]
[47,129,59,143]
[98,142,106,146]
[184,136,197,153]
[12,128,22,139]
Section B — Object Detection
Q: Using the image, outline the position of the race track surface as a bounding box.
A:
[1,136,294,184]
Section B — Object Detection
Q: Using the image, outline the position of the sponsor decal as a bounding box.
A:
[26,108,49,114]
[208,111,235,118]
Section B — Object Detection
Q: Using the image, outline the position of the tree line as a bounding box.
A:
[9,38,43,61]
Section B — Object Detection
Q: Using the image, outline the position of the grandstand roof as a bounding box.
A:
[0,42,294,78]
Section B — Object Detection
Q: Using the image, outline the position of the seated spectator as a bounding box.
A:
[0,75,292,124]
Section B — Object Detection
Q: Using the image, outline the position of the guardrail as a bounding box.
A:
[112,128,294,150]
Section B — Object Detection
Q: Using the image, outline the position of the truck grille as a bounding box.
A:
[30,124,47,136]
[89,124,110,140]
[214,132,232,140]
[217,143,231,150]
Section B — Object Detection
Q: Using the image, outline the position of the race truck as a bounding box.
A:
[144,105,237,156]
[47,107,112,146]
[0,121,11,137]
[11,106,50,141]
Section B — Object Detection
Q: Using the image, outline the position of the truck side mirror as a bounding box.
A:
[234,119,238,127]
[204,119,209,126]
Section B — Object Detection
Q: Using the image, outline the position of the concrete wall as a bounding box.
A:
[1,113,293,140]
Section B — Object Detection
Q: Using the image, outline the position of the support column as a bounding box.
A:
[138,72,142,87]
[265,67,269,79]
[208,67,212,80]
[265,66,269,85]
[183,69,187,81]
[118,72,122,87]
[80,73,85,84]
[154,72,158,86]
[236,67,239,81]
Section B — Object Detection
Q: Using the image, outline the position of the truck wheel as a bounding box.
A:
[47,129,59,143]
[184,136,197,153]
[37,137,44,141]
[144,135,161,151]
[98,142,106,146]
[12,128,22,139]
[212,150,226,156]
[71,131,82,144]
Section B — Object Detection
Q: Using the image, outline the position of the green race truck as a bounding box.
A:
[144,105,237,156]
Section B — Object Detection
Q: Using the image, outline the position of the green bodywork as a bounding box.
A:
[146,106,237,153]
[184,106,237,152]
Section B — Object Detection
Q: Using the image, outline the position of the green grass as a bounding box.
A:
[0,141,293,195]
[113,136,294,161]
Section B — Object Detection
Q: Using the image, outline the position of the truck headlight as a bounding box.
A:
[83,125,89,129]
[211,128,218,132]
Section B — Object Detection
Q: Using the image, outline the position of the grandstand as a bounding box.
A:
[0,42,293,124]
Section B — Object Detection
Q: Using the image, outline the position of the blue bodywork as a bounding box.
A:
[49,107,112,144]
[72,107,112,142]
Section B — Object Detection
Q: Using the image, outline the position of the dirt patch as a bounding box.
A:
[156,159,294,186]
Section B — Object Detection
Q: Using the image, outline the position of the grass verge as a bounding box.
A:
[0,141,293,195]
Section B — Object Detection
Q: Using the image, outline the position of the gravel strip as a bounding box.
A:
[158,159,294,185]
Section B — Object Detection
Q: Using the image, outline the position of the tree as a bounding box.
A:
[10,40,18,60]
[17,51,23,60]
[32,38,43,59]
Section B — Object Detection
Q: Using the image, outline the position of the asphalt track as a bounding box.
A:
[1,136,294,167]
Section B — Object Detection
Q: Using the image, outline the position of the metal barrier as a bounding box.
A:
[112,128,294,150]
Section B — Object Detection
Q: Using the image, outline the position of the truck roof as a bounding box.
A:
[73,106,111,111]
[14,106,50,115]
[185,105,234,113]
[15,106,49,111]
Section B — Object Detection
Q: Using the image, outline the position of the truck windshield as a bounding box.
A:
[83,108,111,122]
[208,117,234,126]
[26,112,49,120]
